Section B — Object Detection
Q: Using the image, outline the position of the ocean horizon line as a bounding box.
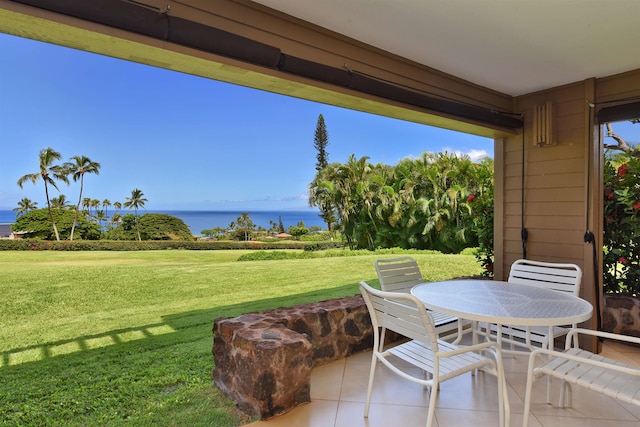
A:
[0,209,325,234]
[143,208,319,212]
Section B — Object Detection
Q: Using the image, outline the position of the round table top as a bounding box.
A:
[411,280,593,327]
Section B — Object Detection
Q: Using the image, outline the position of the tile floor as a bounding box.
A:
[244,337,640,427]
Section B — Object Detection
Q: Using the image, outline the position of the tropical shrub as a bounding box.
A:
[288,223,310,240]
[299,230,336,242]
[139,213,194,240]
[0,239,307,251]
[104,213,194,241]
[303,241,345,251]
[11,208,100,240]
[603,152,640,294]
[309,152,492,252]
[237,250,319,261]
[467,165,494,277]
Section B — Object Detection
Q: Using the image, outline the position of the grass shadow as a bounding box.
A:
[0,282,364,425]
[1,281,365,368]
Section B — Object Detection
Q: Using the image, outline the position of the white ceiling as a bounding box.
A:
[254,0,640,96]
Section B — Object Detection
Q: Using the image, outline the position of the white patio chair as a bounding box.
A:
[523,328,640,427]
[375,256,470,347]
[359,281,510,427]
[482,258,582,352]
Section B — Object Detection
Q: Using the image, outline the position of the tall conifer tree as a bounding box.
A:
[314,114,329,171]
[310,114,337,236]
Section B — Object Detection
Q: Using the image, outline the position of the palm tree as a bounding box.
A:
[113,201,122,212]
[82,197,92,217]
[17,147,69,240]
[91,199,100,217]
[110,212,122,227]
[124,188,147,241]
[50,194,70,209]
[309,166,339,240]
[13,197,38,217]
[102,199,111,222]
[65,155,101,241]
[94,209,106,230]
[319,155,377,249]
[235,212,256,241]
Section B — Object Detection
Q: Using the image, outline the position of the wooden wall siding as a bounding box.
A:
[501,73,640,352]
[504,214,584,231]
[501,83,588,281]
[503,240,585,261]
[505,188,584,204]
[503,74,640,258]
[595,69,640,104]
[504,199,584,216]
[504,139,585,163]
[503,227,584,246]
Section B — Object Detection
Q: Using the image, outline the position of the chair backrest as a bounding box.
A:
[508,259,582,295]
[359,281,438,348]
[375,256,423,293]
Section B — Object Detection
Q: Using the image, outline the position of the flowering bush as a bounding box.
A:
[603,152,640,295]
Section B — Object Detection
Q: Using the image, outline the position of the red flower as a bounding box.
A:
[619,257,628,264]
[608,192,615,199]
[618,164,629,177]
[467,194,476,203]
[606,215,613,223]
[633,201,640,210]
[486,264,492,271]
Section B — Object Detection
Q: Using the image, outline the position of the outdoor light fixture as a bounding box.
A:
[532,101,555,146]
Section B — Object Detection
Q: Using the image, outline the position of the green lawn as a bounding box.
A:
[0,250,482,426]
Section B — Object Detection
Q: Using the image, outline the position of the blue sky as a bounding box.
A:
[0,33,501,211]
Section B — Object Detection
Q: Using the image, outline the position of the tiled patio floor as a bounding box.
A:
[244,337,640,427]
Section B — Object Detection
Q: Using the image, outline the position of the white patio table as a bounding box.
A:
[410,280,593,347]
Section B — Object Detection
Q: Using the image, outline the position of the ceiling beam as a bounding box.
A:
[1,0,523,137]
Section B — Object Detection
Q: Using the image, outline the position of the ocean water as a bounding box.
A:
[0,209,325,235]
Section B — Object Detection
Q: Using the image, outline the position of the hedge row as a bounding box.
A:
[302,241,345,251]
[0,239,307,251]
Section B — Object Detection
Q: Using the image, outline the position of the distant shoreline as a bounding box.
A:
[0,209,325,235]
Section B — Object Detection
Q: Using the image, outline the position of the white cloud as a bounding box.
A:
[465,149,491,162]
[444,148,492,162]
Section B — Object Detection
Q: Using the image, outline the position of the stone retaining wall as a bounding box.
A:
[212,295,390,420]
[603,294,640,338]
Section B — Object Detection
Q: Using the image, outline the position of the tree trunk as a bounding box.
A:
[44,182,60,241]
